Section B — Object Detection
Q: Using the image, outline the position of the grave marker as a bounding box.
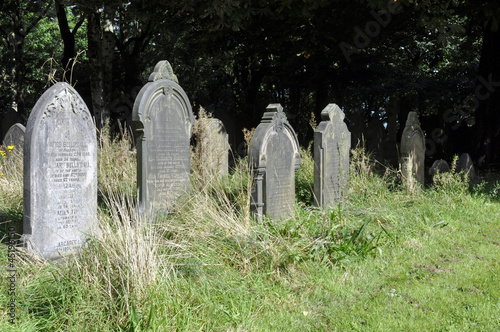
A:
[132,60,194,214]
[456,153,475,181]
[400,112,425,186]
[313,104,351,206]
[22,82,97,260]
[248,104,301,221]
[429,159,450,177]
[196,118,229,178]
[2,123,25,163]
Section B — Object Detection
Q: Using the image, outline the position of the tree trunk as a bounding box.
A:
[87,10,107,128]
[475,22,500,167]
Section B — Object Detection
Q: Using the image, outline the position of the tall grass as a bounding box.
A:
[0,126,499,330]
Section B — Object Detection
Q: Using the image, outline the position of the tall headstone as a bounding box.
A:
[132,60,194,214]
[197,118,229,177]
[313,104,351,207]
[2,123,25,162]
[456,153,475,181]
[249,104,301,221]
[22,82,97,260]
[400,112,425,186]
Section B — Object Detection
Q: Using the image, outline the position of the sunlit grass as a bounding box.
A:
[0,127,499,331]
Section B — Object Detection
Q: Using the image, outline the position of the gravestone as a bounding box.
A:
[22,82,97,260]
[248,104,301,221]
[2,123,25,162]
[429,159,450,177]
[400,112,425,185]
[3,123,25,148]
[132,60,194,214]
[196,118,229,177]
[456,153,475,181]
[313,104,351,207]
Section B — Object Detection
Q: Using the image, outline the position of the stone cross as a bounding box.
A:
[313,104,351,206]
[400,112,425,186]
[248,104,301,221]
[22,82,97,260]
[132,60,194,215]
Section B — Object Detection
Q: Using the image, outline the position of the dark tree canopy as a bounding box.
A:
[0,0,499,167]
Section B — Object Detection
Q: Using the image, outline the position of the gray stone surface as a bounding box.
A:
[429,159,450,176]
[132,60,194,214]
[197,118,229,177]
[2,123,25,148]
[313,104,351,207]
[22,82,97,260]
[249,104,301,221]
[2,123,25,162]
[456,153,475,180]
[400,112,425,185]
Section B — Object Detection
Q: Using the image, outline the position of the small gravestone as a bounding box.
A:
[313,104,351,207]
[249,104,300,221]
[400,112,425,186]
[2,123,25,163]
[132,60,194,214]
[456,153,475,181]
[196,118,229,178]
[22,82,97,260]
[3,123,25,148]
[429,159,450,177]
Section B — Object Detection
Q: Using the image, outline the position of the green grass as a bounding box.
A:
[0,131,499,331]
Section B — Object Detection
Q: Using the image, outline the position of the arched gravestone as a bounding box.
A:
[248,104,301,221]
[132,61,194,214]
[3,123,25,148]
[2,123,25,162]
[400,112,425,185]
[22,82,97,260]
[429,159,450,177]
[197,118,229,177]
[313,104,351,207]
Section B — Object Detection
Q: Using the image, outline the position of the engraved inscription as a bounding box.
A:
[145,94,190,212]
[266,134,294,218]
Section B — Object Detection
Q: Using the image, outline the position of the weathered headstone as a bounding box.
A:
[3,123,25,148]
[429,159,450,177]
[2,123,25,162]
[249,104,301,221]
[313,104,351,207]
[196,118,229,177]
[400,112,425,186]
[22,82,97,260]
[132,60,194,214]
[456,153,475,181]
